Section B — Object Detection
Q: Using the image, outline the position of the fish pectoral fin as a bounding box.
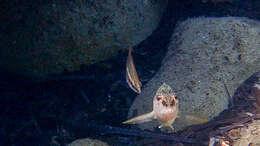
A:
[122,111,155,124]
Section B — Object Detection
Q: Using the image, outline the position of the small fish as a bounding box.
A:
[126,48,142,94]
[123,83,178,129]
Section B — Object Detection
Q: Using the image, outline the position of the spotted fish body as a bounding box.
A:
[126,48,142,94]
[123,83,178,129]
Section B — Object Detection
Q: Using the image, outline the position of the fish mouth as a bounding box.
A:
[133,85,141,94]
[136,88,141,94]
[157,112,176,122]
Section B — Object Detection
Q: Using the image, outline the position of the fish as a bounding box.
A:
[123,83,178,129]
[126,48,142,94]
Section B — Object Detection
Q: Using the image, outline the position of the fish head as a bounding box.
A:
[153,83,178,111]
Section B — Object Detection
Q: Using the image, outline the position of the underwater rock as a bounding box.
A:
[68,138,108,146]
[0,0,167,77]
[128,17,260,131]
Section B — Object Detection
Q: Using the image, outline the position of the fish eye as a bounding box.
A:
[175,96,178,100]
[170,100,175,106]
[156,96,162,101]
[162,100,167,107]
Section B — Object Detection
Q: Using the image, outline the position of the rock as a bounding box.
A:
[68,138,108,146]
[1,0,168,77]
[211,119,260,146]
[207,71,260,146]
[252,76,260,106]
[127,17,260,131]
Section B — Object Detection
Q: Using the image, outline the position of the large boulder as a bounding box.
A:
[127,17,260,131]
[0,0,168,77]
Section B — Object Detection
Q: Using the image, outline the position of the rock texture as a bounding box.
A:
[127,17,260,131]
[206,71,260,146]
[213,119,260,146]
[68,138,108,146]
[1,0,167,77]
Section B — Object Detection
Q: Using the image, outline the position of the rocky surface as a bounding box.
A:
[127,17,260,131]
[68,138,108,146]
[188,71,260,146]
[213,120,260,146]
[0,0,167,77]
[220,71,260,146]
